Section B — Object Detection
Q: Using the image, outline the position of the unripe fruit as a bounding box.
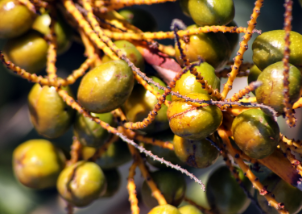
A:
[0,0,36,38]
[173,135,218,168]
[32,13,72,54]
[57,161,107,207]
[179,0,234,27]
[119,8,157,32]
[257,173,302,214]
[252,30,302,70]
[73,112,113,147]
[28,84,75,139]
[102,40,145,72]
[142,169,186,208]
[231,109,280,159]
[13,139,65,189]
[175,25,231,70]
[77,60,134,113]
[224,20,239,55]
[178,205,203,214]
[172,62,220,101]
[148,204,181,214]
[255,61,302,113]
[186,165,253,214]
[167,93,223,140]
[123,76,171,133]
[3,30,48,73]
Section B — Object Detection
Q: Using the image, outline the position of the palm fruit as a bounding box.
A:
[57,161,107,207]
[13,139,65,189]
[167,93,223,140]
[173,135,218,168]
[231,109,280,159]
[28,83,75,138]
[148,204,181,214]
[175,25,231,70]
[3,30,48,73]
[172,62,220,101]
[77,60,134,113]
[255,61,302,113]
[252,30,302,70]
[0,0,36,38]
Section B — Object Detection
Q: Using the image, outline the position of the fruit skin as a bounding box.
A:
[252,30,302,70]
[73,112,113,147]
[3,30,48,73]
[0,0,36,38]
[32,13,72,54]
[77,60,134,113]
[144,129,183,168]
[172,62,220,101]
[167,93,223,140]
[148,204,181,214]
[28,83,75,139]
[57,161,107,207]
[173,135,218,168]
[119,8,157,32]
[186,165,253,214]
[231,109,280,159]
[175,25,231,70]
[123,76,171,133]
[257,173,302,214]
[255,61,302,113]
[81,140,131,169]
[224,20,239,54]
[142,169,186,208]
[247,65,262,95]
[178,205,203,214]
[102,40,145,72]
[13,139,65,189]
[179,0,234,27]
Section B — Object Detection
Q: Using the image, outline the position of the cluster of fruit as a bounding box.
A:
[1,0,302,213]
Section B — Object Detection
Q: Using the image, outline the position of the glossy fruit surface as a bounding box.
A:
[100,168,121,197]
[77,60,134,113]
[257,173,302,214]
[247,65,262,85]
[173,135,218,168]
[57,161,106,207]
[172,62,220,101]
[167,93,223,140]
[186,165,253,214]
[231,109,280,159]
[32,13,72,54]
[81,140,131,169]
[73,112,113,147]
[0,0,36,38]
[144,129,183,168]
[175,25,231,69]
[252,30,302,70]
[142,169,186,208]
[28,83,75,138]
[255,61,302,113]
[148,204,181,214]
[178,205,203,214]
[179,0,234,26]
[13,139,65,189]
[123,76,171,133]
[102,40,144,72]
[3,30,48,73]
[119,8,157,32]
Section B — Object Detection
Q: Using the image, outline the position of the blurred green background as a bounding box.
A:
[0,0,302,213]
